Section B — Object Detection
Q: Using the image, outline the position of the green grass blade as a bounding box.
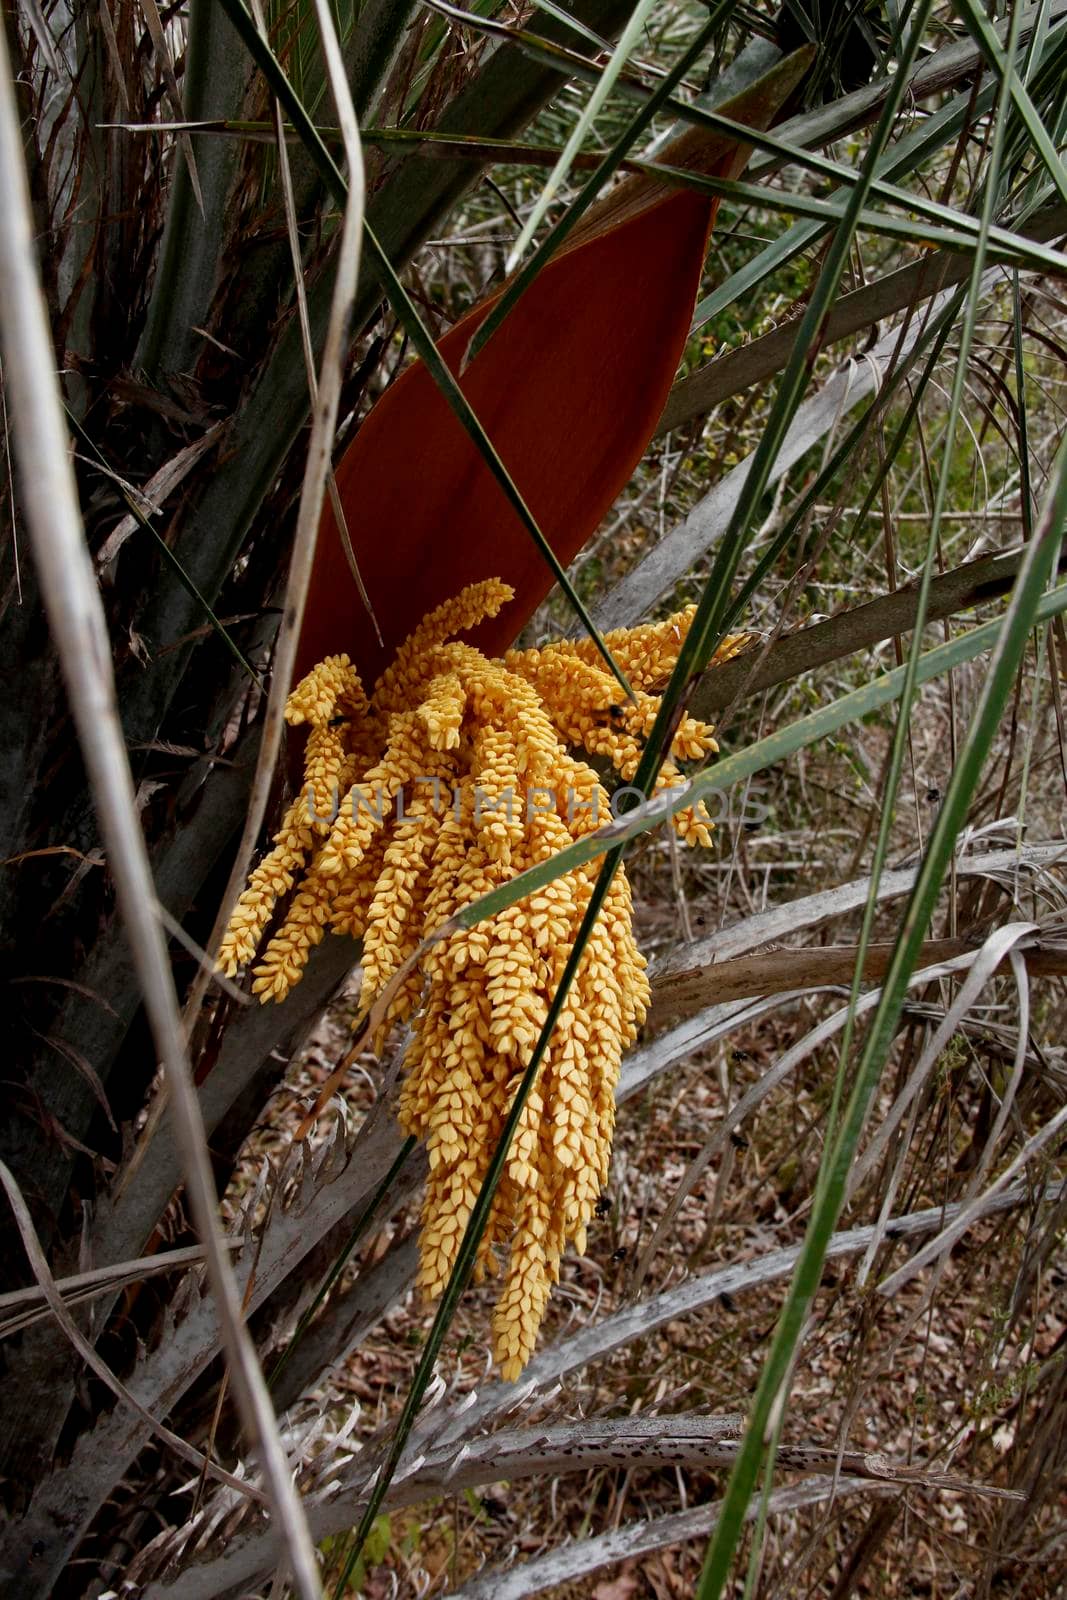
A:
[812,0,1032,1169]
[1013,269,1035,540]
[698,14,1048,1585]
[626,0,936,814]
[956,0,1067,210]
[461,1,746,368]
[695,435,1067,1600]
[723,287,966,637]
[634,40,1067,233]
[504,0,663,270]
[688,33,1029,331]
[529,0,613,53]
[643,162,1067,272]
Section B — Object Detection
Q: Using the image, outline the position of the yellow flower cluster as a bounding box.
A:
[219,580,729,1378]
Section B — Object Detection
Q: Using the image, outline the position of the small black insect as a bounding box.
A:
[719,1291,738,1313]
[594,1193,612,1219]
[926,785,941,805]
[481,1495,508,1520]
[729,1130,750,1150]
[607,705,626,720]
[611,1246,628,1263]
[732,1048,756,1065]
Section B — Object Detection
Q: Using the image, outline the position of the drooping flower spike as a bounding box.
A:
[222,581,744,1376]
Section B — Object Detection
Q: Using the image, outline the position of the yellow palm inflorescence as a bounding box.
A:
[220,580,737,1378]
